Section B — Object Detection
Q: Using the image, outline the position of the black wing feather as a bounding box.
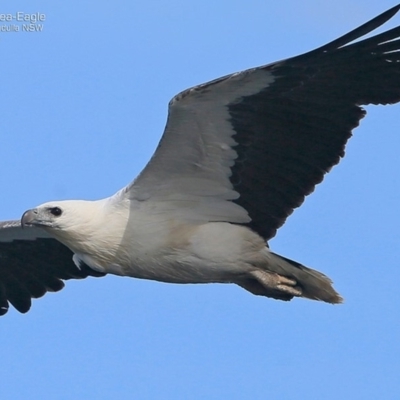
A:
[229,6,400,240]
[0,222,105,315]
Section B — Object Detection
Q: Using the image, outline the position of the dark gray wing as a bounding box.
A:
[127,5,400,240]
[0,221,105,316]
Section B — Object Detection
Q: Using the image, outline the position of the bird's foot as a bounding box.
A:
[250,270,303,297]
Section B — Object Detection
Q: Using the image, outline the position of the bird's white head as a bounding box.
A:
[20,199,114,253]
[21,200,101,230]
[21,197,130,273]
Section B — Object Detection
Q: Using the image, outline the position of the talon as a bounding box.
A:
[276,284,302,296]
[275,275,297,287]
[249,270,303,297]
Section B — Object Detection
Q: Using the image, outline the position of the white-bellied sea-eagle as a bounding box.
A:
[1,5,400,315]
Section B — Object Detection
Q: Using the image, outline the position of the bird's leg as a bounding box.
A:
[249,270,303,297]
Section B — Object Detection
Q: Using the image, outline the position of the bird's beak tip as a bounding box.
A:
[21,209,38,229]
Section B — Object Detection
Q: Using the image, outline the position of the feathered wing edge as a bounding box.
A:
[0,221,105,315]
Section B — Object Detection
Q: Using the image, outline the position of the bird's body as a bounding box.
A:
[1,5,400,315]
[31,195,336,303]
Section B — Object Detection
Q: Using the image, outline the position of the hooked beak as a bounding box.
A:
[21,208,53,229]
[21,209,38,228]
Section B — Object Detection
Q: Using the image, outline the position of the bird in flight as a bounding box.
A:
[1,5,400,316]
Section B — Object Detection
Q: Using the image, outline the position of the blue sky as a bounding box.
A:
[1,1,400,399]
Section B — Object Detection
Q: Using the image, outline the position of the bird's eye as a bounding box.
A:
[49,207,62,217]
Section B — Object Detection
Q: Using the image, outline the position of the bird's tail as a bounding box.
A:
[237,250,343,304]
[270,252,343,303]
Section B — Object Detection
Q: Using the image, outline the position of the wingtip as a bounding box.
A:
[295,4,400,59]
[365,3,400,29]
[387,3,400,15]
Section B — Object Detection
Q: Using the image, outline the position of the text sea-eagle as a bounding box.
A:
[1,5,400,316]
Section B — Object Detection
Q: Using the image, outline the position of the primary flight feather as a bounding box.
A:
[1,5,400,315]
